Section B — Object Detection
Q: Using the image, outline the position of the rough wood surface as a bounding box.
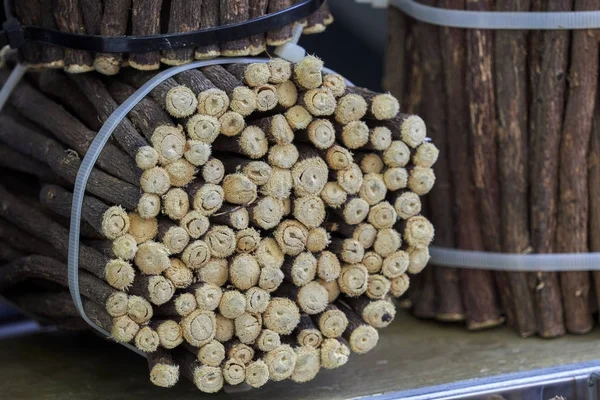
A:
[39,185,111,237]
[36,70,102,131]
[382,7,408,101]
[465,0,509,331]
[438,0,501,329]
[220,0,251,56]
[267,0,293,46]
[494,0,536,337]
[94,0,132,75]
[130,0,164,70]
[0,218,62,260]
[162,0,203,65]
[79,0,103,36]
[0,144,62,184]
[590,98,600,321]
[196,0,221,58]
[0,188,109,280]
[174,69,217,93]
[71,74,149,156]
[0,116,140,210]
[0,71,139,185]
[556,0,598,335]
[53,0,94,72]
[13,0,64,67]
[249,0,269,54]
[106,80,174,140]
[529,0,571,338]
[0,256,118,310]
[413,0,462,322]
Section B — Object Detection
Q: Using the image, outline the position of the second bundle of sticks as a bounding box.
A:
[385,0,600,338]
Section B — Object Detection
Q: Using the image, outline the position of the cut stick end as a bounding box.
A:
[268,59,292,84]
[198,88,230,117]
[105,292,129,317]
[102,206,131,240]
[401,115,427,148]
[372,93,400,120]
[127,295,154,324]
[165,86,198,118]
[94,55,122,76]
[111,315,140,343]
[105,259,135,291]
[150,364,180,388]
[294,55,324,89]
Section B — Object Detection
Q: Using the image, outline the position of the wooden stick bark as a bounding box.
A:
[0,144,61,184]
[13,0,64,68]
[590,91,600,320]
[529,0,571,338]
[162,0,203,65]
[0,255,122,309]
[267,0,293,45]
[0,71,139,185]
[53,0,94,73]
[39,184,130,240]
[412,0,463,322]
[130,0,163,70]
[220,0,251,56]
[0,218,61,259]
[249,0,269,55]
[94,0,132,75]
[0,116,140,209]
[0,186,111,283]
[382,6,408,104]
[196,0,221,59]
[36,70,102,131]
[464,0,511,330]
[437,0,502,329]
[79,0,103,37]
[494,0,536,337]
[556,0,598,334]
[106,80,174,140]
[70,74,150,156]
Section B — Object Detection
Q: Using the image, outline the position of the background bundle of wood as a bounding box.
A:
[0,55,435,392]
[385,0,600,338]
[12,0,334,74]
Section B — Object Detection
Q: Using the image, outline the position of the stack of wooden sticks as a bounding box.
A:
[14,0,333,74]
[385,0,600,338]
[0,56,435,392]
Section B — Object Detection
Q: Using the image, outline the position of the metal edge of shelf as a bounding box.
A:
[363,359,600,400]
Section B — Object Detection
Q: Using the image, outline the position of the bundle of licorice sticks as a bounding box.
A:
[0,55,435,391]
[13,0,333,74]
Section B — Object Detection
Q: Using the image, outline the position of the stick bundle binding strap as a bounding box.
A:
[0,0,323,52]
[389,0,600,29]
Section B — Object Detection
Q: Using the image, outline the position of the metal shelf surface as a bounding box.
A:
[1,311,600,399]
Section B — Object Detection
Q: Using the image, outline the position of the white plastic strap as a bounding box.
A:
[430,246,600,272]
[0,62,26,110]
[390,0,600,30]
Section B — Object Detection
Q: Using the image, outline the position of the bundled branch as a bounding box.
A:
[386,0,600,337]
[0,55,434,392]
[15,0,334,74]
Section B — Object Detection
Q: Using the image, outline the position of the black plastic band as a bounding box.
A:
[0,0,323,53]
